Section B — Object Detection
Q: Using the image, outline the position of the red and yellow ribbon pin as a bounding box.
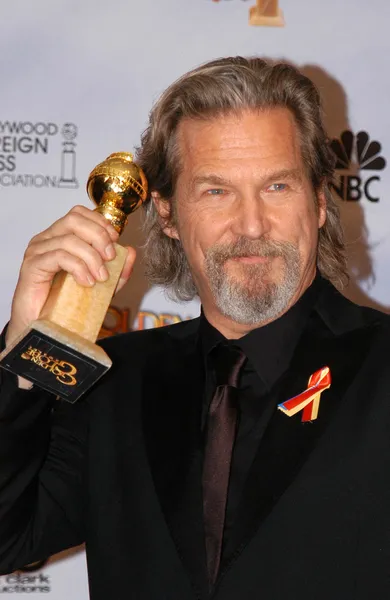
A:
[278,367,331,422]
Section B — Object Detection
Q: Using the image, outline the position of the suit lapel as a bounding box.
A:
[142,318,209,598]
[219,282,381,580]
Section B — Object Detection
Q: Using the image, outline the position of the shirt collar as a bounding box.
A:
[200,273,322,391]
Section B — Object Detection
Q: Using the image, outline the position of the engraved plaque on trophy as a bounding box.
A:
[0,152,148,403]
[249,0,284,27]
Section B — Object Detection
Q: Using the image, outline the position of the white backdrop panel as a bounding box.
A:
[0,0,389,597]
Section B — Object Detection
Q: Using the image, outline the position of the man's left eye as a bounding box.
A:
[207,189,225,195]
[267,183,287,192]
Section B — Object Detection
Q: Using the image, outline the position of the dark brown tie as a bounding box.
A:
[202,344,247,586]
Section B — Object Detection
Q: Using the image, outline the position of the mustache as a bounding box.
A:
[205,237,297,263]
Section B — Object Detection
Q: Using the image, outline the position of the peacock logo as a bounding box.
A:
[330,131,386,202]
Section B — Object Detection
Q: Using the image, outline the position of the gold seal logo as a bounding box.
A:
[249,0,284,27]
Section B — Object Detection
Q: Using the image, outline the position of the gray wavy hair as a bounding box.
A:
[136,56,348,301]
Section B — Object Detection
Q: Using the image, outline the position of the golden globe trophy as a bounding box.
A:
[249,0,284,27]
[0,152,148,403]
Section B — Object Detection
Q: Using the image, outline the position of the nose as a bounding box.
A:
[231,191,270,240]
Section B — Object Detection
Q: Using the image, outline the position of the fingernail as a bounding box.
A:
[105,244,116,260]
[86,274,95,286]
[98,265,109,281]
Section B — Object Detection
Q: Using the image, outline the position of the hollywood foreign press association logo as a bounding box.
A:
[330,130,386,202]
[211,0,284,27]
[0,120,79,189]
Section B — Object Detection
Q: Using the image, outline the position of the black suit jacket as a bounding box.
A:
[1,279,390,599]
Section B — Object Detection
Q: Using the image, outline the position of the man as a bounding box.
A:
[0,56,389,599]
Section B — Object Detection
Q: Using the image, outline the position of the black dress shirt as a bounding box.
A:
[200,275,321,568]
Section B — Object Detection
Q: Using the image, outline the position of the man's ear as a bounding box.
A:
[152,192,180,240]
[316,185,327,229]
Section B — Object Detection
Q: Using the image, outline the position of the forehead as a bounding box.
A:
[175,108,304,176]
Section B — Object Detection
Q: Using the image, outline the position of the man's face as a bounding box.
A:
[157,108,326,331]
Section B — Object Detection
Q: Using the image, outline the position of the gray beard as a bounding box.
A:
[204,236,301,325]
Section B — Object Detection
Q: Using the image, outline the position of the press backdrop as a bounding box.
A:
[0,0,389,596]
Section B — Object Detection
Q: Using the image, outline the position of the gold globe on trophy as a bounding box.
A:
[88,152,148,234]
[0,152,148,403]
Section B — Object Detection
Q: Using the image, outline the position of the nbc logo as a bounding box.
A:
[330,131,386,202]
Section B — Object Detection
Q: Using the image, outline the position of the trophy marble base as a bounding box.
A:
[0,242,128,402]
[249,6,284,27]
